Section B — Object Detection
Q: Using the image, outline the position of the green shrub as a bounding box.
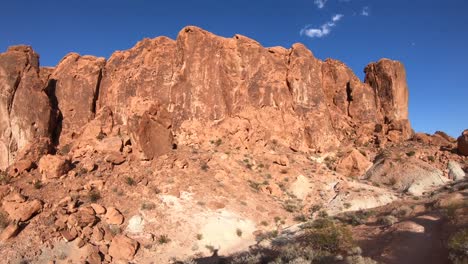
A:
[448,228,468,264]
[300,218,355,253]
[406,151,416,157]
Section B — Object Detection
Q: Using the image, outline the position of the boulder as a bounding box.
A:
[68,207,96,228]
[336,149,372,177]
[364,155,449,196]
[0,222,19,241]
[108,235,139,261]
[2,199,43,221]
[458,129,468,156]
[448,161,466,181]
[38,154,71,179]
[105,207,124,225]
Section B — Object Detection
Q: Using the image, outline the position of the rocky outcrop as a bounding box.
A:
[0,26,413,167]
[458,129,468,156]
[50,53,105,144]
[0,46,55,170]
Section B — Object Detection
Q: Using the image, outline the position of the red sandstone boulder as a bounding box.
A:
[38,154,71,179]
[336,149,372,177]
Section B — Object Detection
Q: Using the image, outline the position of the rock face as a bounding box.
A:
[50,53,105,144]
[0,26,413,167]
[0,46,55,170]
[458,129,468,156]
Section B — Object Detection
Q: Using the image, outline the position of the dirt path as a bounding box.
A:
[360,214,449,264]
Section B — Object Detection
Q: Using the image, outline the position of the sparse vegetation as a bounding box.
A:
[96,131,106,140]
[294,214,307,222]
[200,162,209,171]
[260,221,269,226]
[448,228,468,264]
[125,176,136,186]
[388,177,397,186]
[0,212,9,229]
[205,245,216,253]
[141,201,156,210]
[0,170,11,185]
[196,233,203,240]
[378,215,398,226]
[33,180,43,189]
[428,155,435,162]
[236,228,243,237]
[158,234,170,244]
[248,180,262,192]
[406,150,416,157]
[88,190,101,202]
[300,218,355,253]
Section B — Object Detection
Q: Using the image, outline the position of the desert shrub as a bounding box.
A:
[378,215,398,226]
[428,156,435,162]
[448,228,468,264]
[125,176,136,186]
[200,162,209,171]
[248,180,262,192]
[0,171,11,185]
[210,138,222,147]
[158,234,170,244]
[0,212,9,229]
[294,214,307,222]
[33,180,43,189]
[236,228,243,237]
[345,255,378,264]
[230,252,263,264]
[141,201,156,210]
[406,151,416,157]
[88,190,101,202]
[300,218,355,253]
[196,233,203,240]
[338,211,370,226]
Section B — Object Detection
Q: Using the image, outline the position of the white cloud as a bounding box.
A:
[332,14,344,22]
[314,0,328,9]
[300,14,344,38]
[361,6,370,16]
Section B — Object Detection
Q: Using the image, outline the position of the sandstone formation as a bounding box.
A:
[0,26,415,169]
[0,46,55,170]
[458,129,468,156]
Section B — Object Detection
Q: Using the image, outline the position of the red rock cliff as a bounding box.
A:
[0,26,412,169]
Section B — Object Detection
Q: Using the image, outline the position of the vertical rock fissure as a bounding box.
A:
[346,82,353,117]
[91,68,103,116]
[285,48,295,110]
[44,79,62,146]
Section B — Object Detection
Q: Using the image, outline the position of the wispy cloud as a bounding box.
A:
[314,0,328,9]
[300,14,344,38]
[361,6,370,16]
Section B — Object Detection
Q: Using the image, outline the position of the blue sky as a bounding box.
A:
[1,0,467,137]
